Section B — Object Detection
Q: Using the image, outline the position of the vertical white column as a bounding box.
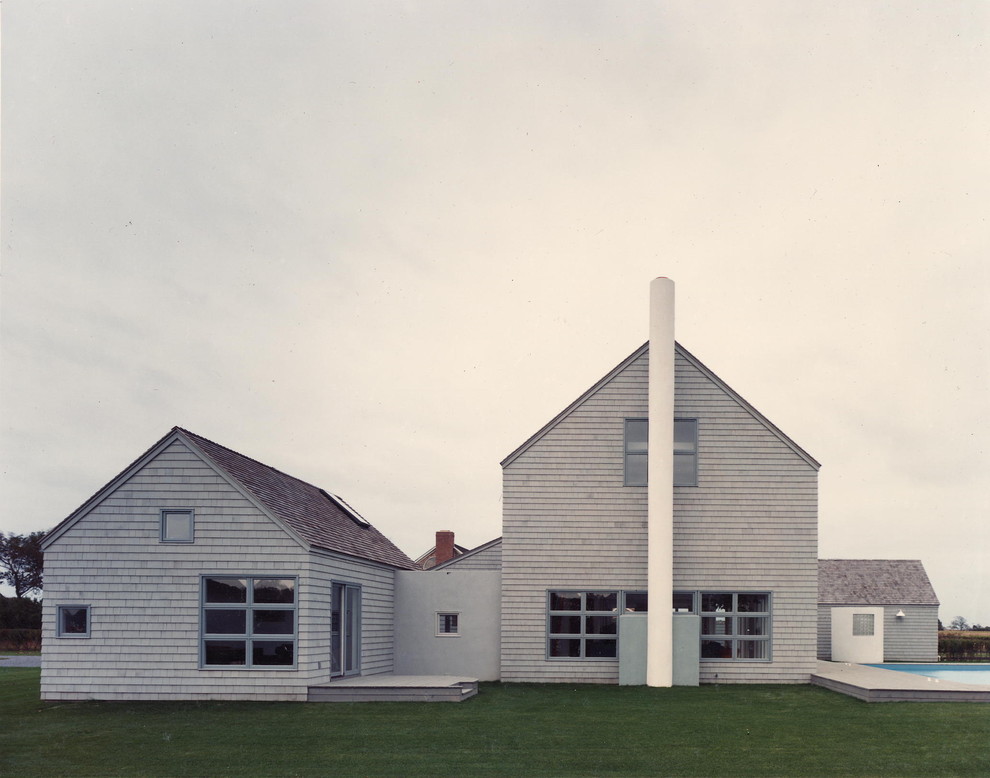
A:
[647,277,675,687]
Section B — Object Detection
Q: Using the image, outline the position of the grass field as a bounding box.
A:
[2,669,989,777]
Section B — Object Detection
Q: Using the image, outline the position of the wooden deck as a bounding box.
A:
[811,661,990,702]
[307,675,479,703]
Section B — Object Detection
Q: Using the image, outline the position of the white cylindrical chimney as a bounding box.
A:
[647,277,675,687]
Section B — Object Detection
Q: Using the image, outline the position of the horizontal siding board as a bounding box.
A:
[42,439,398,701]
[501,348,818,684]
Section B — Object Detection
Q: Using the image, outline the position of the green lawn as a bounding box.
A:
[2,669,988,777]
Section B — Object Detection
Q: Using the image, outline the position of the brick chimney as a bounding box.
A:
[434,530,456,566]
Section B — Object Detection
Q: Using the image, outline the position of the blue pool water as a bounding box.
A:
[868,663,990,687]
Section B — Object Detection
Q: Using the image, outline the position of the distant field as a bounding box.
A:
[3,669,990,777]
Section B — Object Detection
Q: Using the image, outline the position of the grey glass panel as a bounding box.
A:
[254,579,295,604]
[736,640,769,659]
[701,593,733,613]
[162,511,192,541]
[625,419,648,452]
[205,640,246,665]
[701,639,733,659]
[550,592,581,611]
[549,638,581,657]
[205,578,247,604]
[702,616,732,636]
[253,610,294,635]
[585,639,617,658]
[738,617,767,636]
[737,593,769,613]
[550,615,582,634]
[60,607,88,635]
[625,592,648,612]
[585,592,617,611]
[672,592,695,613]
[586,615,618,635]
[673,454,696,485]
[625,454,648,486]
[205,609,246,635]
[252,640,294,666]
[673,420,696,451]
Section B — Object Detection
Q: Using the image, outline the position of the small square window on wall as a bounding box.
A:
[161,509,194,543]
[623,419,698,486]
[437,612,459,636]
[852,613,875,636]
[57,605,91,638]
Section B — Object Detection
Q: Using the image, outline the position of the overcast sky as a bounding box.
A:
[2,2,987,624]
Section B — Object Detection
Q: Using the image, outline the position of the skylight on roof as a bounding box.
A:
[320,490,371,527]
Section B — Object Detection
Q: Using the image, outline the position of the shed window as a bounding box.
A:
[852,613,875,636]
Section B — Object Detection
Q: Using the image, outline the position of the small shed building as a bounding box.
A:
[818,559,940,663]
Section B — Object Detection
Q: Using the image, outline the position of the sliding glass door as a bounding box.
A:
[331,582,361,676]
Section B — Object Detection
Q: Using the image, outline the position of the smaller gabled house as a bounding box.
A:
[818,559,940,664]
[41,427,417,701]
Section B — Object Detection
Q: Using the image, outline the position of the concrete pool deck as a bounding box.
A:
[812,660,990,702]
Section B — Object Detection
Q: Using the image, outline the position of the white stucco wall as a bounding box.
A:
[394,571,501,680]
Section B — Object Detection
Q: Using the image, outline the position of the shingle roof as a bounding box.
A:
[177,428,416,569]
[819,560,939,606]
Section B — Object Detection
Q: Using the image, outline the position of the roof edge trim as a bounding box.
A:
[500,343,649,468]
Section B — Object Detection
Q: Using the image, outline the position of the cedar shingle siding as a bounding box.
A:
[817,560,939,662]
[42,431,413,701]
[500,344,819,683]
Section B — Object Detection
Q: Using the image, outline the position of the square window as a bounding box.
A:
[437,612,459,636]
[624,418,698,487]
[853,613,875,636]
[161,509,194,542]
[57,605,90,638]
[201,576,297,669]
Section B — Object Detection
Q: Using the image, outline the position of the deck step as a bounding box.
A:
[307,680,478,703]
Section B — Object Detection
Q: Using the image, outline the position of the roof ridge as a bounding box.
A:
[174,426,323,493]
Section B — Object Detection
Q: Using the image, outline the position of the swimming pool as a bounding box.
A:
[868,663,990,687]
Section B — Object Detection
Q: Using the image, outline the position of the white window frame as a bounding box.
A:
[436,612,460,637]
[160,509,195,543]
[56,605,91,638]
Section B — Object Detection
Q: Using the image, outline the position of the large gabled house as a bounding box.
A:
[43,278,862,699]
[41,426,416,701]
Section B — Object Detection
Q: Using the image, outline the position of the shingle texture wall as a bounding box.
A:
[42,433,405,701]
[500,344,819,684]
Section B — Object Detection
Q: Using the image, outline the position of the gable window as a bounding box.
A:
[201,576,297,668]
[699,592,771,661]
[852,613,875,636]
[437,612,459,636]
[56,605,90,638]
[547,591,618,659]
[624,419,698,486]
[161,509,194,543]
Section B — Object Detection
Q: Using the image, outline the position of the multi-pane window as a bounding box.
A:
[201,576,297,668]
[852,613,875,636]
[624,419,698,486]
[547,591,618,659]
[437,612,459,636]
[56,605,90,638]
[699,592,771,661]
[160,509,194,542]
